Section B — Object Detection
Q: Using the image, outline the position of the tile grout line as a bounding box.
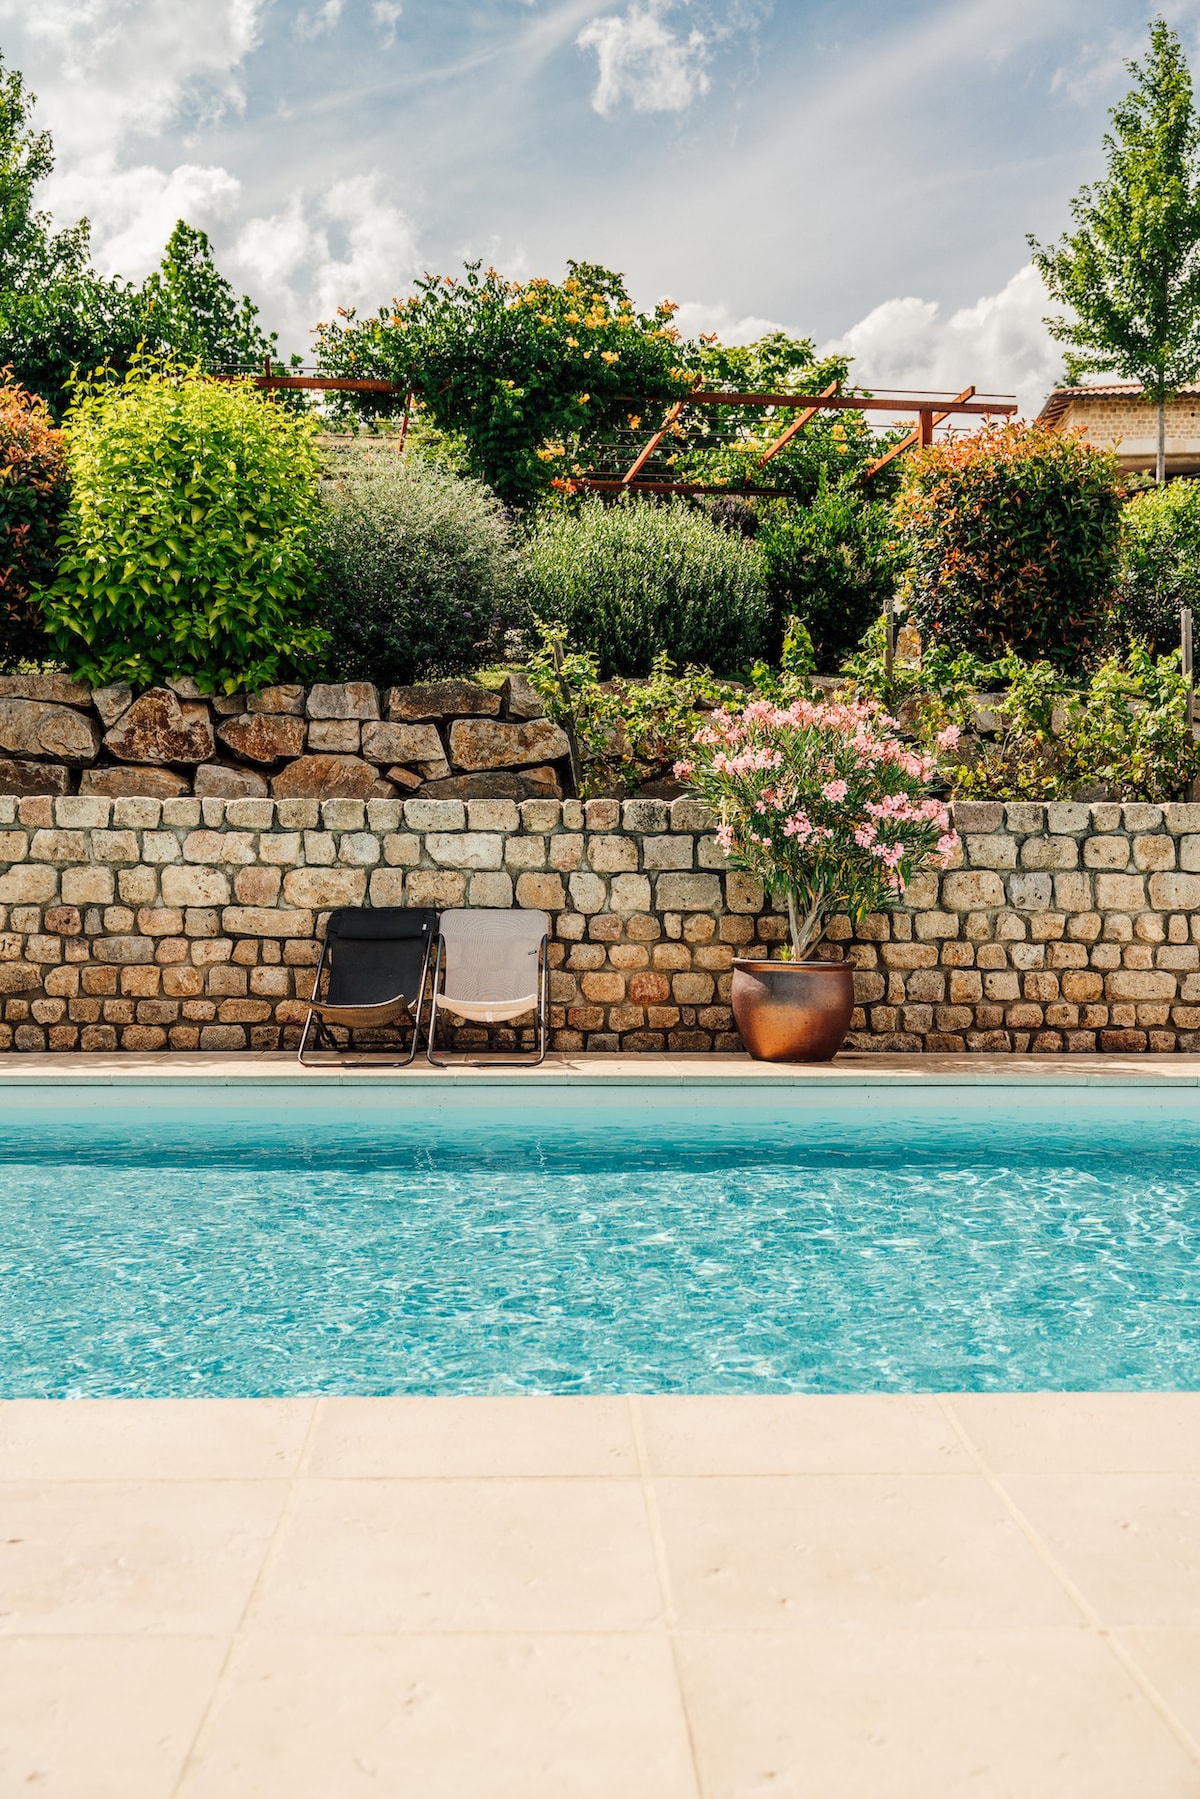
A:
[936,1396,1200,1771]
[169,1396,324,1797]
[627,1396,707,1799]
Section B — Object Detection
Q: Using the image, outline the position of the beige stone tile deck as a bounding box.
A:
[4,1396,1200,1797]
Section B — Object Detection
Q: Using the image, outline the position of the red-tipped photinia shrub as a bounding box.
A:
[678,695,959,958]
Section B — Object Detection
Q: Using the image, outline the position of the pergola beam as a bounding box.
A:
[756,379,840,467]
[863,386,975,481]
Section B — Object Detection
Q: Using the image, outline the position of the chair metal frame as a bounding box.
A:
[425,923,550,1068]
[297,908,436,1067]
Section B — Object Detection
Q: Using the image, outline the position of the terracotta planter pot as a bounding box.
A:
[730,959,855,1062]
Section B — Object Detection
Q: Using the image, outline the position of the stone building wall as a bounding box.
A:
[0,795,1199,1055]
[0,674,569,803]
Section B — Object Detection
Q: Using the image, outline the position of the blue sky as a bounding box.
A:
[3,0,1200,411]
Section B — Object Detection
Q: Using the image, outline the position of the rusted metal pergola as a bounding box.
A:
[223,363,1017,494]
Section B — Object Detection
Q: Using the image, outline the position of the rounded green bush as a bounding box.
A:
[1116,478,1200,652]
[315,448,519,686]
[525,496,770,677]
[896,421,1122,674]
[45,361,325,692]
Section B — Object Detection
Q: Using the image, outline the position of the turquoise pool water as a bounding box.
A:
[1,1084,1198,1396]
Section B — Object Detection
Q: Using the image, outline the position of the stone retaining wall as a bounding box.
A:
[0,673,569,803]
[1,795,1199,1055]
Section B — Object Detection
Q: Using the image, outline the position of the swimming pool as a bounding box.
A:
[2,1079,1198,1397]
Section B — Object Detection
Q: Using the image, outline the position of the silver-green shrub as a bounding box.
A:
[525,496,770,678]
[316,448,519,685]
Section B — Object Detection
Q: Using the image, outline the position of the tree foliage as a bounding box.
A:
[314,260,695,504]
[1115,476,1200,651]
[45,362,325,693]
[0,373,66,667]
[895,421,1123,674]
[1029,20,1200,480]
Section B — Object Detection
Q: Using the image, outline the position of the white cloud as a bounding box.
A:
[372,0,403,45]
[295,0,344,42]
[578,0,710,114]
[671,299,785,343]
[0,0,266,161]
[50,160,242,280]
[824,266,1064,420]
[233,172,422,346]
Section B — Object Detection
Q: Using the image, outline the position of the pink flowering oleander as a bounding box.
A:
[677,690,960,960]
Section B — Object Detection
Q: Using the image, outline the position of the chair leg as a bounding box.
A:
[297,1008,317,1065]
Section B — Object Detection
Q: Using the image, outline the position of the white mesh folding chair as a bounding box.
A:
[426,908,550,1066]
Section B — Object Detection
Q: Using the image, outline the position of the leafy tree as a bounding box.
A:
[1115,475,1200,650]
[0,50,88,293]
[140,222,279,373]
[1030,19,1200,483]
[756,479,901,672]
[315,260,695,505]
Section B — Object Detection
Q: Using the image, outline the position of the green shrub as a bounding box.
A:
[0,374,65,667]
[1116,478,1200,651]
[45,362,324,692]
[525,496,770,677]
[756,481,900,671]
[315,448,519,685]
[895,421,1122,674]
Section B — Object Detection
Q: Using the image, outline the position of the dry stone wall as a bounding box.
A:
[0,673,569,804]
[0,796,1199,1055]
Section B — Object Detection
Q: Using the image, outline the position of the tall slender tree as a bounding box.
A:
[1030,20,1200,483]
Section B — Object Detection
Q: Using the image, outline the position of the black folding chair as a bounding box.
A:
[297,906,437,1065]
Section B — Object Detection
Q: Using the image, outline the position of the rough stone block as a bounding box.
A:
[1148,871,1200,910]
[468,872,514,907]
[1019,836,1078,870]
[516,873,566,911]
[942,870,1005,910]
[104,688,213,765]
[1164,804,1200,834]
[387,681,500,721]
[1122,804,1163,833]
[223,906,315,938]
[216,713,306,765]
[306,682,379,720]
[275,799,320,830]
[308,719,361,754]
[654,872,722,911]
[0,759,72,797]
[610,873,652,912]
[404,799,465,831]
[1004,803,1045,834]
[80,766,189,800]
[1053,872,1093,911]
[248,685,305,716]
[1105,969,1177,1001]
[282,868,368,908]
[61,867,114,905]
[466,799,521,833]
[405,870,467,908]
[181,830,255,866]
[361,722,442,768]
[338,832,381,867]
[426,831,504,870]
[1095,873,1148,911]
[448,718,569,771]
[965,834,1015,869]
[1133,833,1176,871]
[1083,836,1129,870]
[642,835,694,870]
[270,756,392,801]
[52,797,112,829]
[621,799,670,833]
[587,834,638,874]
[160,866,231,908]
[0,697,101,765]
[30,829,89,863]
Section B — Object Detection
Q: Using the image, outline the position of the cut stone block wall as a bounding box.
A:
[1,796,1199,1055]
